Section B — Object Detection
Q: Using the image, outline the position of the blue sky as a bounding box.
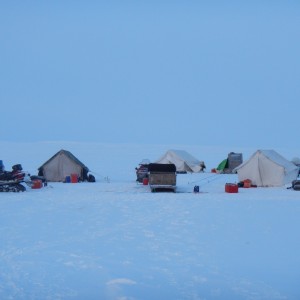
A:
[1,1,299,147]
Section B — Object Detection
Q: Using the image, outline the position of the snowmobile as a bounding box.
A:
[0,164,32,192]
[135,159,150,183]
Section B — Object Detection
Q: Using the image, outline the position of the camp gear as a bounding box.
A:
[225,183,239,193]
[243,179,252,188]
[292,180,300,191]
[193,185,200,193]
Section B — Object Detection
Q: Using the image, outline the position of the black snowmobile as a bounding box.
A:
[0,164,31,192]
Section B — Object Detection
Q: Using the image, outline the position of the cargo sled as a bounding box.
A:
[148,163,176,192]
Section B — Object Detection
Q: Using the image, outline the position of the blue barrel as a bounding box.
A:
[193,185,200,193]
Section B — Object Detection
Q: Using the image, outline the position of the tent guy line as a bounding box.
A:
[187,173,221,185]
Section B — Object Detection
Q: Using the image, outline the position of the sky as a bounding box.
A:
[1,1,300,148]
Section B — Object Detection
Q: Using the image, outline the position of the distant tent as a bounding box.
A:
[38,149,89,182]
[234,149,299,187]
[155,150,205,173]
[216,152,243,173]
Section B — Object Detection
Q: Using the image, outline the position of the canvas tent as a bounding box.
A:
[155,150,205,173]
[38,149,89,182]
[234,149,299,187]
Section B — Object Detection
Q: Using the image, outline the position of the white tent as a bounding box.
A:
[38,149,89,182]
[155,150,205,173]
[234,149,299,187]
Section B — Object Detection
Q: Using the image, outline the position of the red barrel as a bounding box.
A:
[71,174,78,183]
[32,179,43,189]
[143,178,149,185]
[225,183,238,193]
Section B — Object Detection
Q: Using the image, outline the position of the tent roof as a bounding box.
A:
[156,149,205,173]
[38,149,89,172]
[234,149,296,172]
[159,150,201,163]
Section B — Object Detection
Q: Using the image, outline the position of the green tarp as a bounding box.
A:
[217,159,228,171]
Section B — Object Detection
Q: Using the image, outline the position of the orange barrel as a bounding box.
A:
[71,174,78,183]
[243,179,252,188]
[32,179,43,189]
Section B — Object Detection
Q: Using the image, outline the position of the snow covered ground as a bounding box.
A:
[1,142,300,300]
